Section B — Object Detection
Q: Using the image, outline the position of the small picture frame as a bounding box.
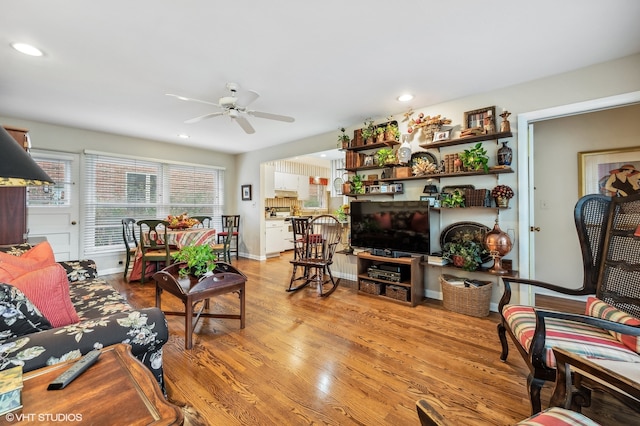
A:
[363,155,374,166]
[420,195,437,206]
[463,106,496,130]
[241,184,252,201]
[432,130,451,142]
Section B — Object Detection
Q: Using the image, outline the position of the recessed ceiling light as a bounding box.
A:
[397,94,414,102]
[178,134,190,139]
[11,42,44,57]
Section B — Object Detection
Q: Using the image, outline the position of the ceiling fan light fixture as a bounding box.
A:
[11,42,44,57]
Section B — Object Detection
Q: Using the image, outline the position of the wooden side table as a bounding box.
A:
[11,344,182,425]
[551,347,640,413]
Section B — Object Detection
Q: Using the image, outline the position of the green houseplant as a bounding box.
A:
[442,240,487,271]
[385,122,400,141]
[376,147,396,166]
[172,244,218,277]
[337,127,350,149]
[349,174,365,194]
[441,189,465,208]
[361,118,376,144]
[458,142,489,173]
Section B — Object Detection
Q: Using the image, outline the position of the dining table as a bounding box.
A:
[128,227,217,282]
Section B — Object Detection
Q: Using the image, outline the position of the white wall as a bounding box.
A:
[239,53,640,303]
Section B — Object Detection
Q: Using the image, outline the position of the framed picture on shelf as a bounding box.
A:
[420,195,437,206]
[433,130,451,142]
[241,184,252,201]
[578,147,640,197]
[463,106,496,131]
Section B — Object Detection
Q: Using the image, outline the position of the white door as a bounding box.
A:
[27,151,80,261]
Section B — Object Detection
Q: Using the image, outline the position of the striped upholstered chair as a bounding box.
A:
[497,193,640,414]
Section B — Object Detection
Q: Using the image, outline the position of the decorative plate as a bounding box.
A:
[410,151,438,167]
[439,221,492,263]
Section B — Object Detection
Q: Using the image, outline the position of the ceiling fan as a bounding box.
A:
[166,83,295,134]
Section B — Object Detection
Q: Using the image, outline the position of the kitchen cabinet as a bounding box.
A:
[265,219,285,254]
[264,165,275,198]
[274,172,298,191]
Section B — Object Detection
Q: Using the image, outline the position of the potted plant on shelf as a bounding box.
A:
[442,240,487,271]
[361,118,375,145]
[491,184,514,208]
[376,147,396,166]
[375,126,385,143]
[349,174,365,194]
[385,122,400,141]
[441,189,465,208]
[458,142,489,173]
[337,127,350,149]
[172,244,218,278]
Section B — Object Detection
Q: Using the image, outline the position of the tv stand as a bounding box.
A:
[357,252,424,307]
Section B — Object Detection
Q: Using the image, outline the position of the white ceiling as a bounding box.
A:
[2,1,639,155]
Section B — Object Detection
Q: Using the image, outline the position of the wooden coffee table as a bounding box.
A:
[12,344,183,425]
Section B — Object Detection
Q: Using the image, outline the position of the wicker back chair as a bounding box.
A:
[497,193,640,414]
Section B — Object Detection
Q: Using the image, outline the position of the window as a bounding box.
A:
[302,177,327,209]
[28,155,72,206]
[83,152,224,255]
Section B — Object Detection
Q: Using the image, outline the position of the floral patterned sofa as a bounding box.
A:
[0,243,168,390]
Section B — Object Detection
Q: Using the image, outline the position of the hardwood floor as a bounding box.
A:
[107,254,628,425]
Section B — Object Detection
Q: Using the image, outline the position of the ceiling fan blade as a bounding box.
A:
[166,93,220,107]
[247,110,295,123]
[184,111,225,124]
[235,90,260,108]
[234,115,255,134]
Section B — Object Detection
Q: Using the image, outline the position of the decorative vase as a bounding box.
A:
[484,222,513,275]
[497,141,512,166]
[495,197,509,208]
[397,139,412,164]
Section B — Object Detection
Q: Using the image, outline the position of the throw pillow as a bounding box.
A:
[0,241,56,270]
[10,264,80,328]
[0,282,52,339]
[586,296,640,353]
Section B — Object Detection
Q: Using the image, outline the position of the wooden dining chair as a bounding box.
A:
[136,219,179,284]
[217,215,240,259]
[211,216,234,262]
[122,218,138,281]
[191,216,212,228]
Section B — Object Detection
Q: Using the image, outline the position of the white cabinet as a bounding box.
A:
[266,219,285,254]
[264,165,275,198]
[274,172,298,191]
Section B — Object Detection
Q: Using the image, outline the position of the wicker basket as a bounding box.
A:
[439,274,492,317]
[464,189,490,207]
[360,279,382,295]
[385,285,409,302]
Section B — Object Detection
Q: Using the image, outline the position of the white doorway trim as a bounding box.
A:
[516,90,640,305]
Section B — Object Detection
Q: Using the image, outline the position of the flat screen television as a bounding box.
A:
[349,200,430,255]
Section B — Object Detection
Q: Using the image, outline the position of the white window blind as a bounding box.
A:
[83,152,225,255]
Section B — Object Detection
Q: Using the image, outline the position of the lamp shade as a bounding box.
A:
[0,127,54,186]
[423,184,438,194]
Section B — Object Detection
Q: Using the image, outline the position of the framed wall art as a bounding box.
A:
[463,106,496,131]
[433,130,451,142]
[578,147,640,197]
[241,184,252,201]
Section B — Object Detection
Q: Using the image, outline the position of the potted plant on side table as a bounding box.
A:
[172,244,218,278]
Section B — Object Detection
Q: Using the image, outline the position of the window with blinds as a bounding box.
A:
[83,152,225,255]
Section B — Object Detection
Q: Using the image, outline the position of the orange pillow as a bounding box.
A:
[0,241,56,271]
[10,264,80,327]
[586,296,640,353]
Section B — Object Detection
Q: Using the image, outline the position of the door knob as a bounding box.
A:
[71,221,77,225]
[530,226,540,232]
